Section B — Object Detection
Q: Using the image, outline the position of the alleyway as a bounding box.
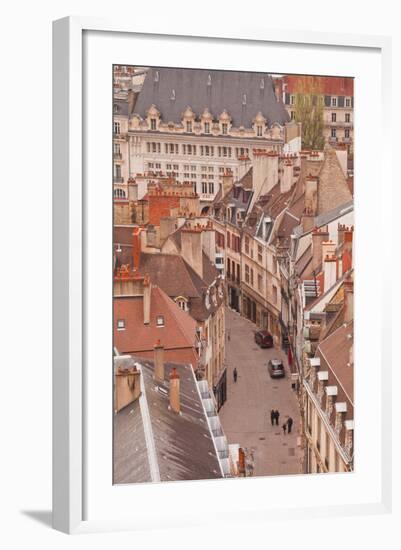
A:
[219,307,303,477]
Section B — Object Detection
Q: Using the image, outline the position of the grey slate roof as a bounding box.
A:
[133,67,290,127]
[113,357,222,484]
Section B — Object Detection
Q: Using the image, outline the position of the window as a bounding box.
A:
[345,97,351,107]
[258,274,263,292]
[245,264,250,283]
[176,298,187,311]
[272,257,277,274]
[191,165,196,172]
[156,315,165,327]
[331,97,337,107]
[208,174,214,180]
[117,319,125,330]
[114,188,126,199]
[331,127,337,138]
[113,121,120,134]
[236,263,240,283]
[290,111,295,120]
[317,417,321,451]
[202,181,207,194]
[290,95,295,105]
[147,162,154,169]
[166,163,172,170]
[331,112,336,122]
[245,236,250,255]
[272,285,278,304]
[227,231,231,249]
[173,164,179,170]
[257,125,263,137]
[201,166,207,172]
[150,118,157,130]
[204,122,210,133]
[155,163,161,169]
[345,128,350,139]
[325,434,330,470]
[114,142,120,155]
[184,164,190,171]
[345,113,351,123]
[186,121,192,133]
[222,123,228,135]
[208,182,214,194]
[114,164,122,179]
[250,268,254,286]
[257,245,263,263]
[184,173,190,179]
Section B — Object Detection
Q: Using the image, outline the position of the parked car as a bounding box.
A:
[267,359,285,378]
[254,330,274,348]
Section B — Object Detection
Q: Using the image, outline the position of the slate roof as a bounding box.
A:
[133,67,290,127]
[114,357,222,484]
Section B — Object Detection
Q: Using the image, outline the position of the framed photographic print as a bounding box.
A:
[52,17,392,534]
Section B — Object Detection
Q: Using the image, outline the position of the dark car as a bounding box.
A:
[267,359,285,378]
[254,330,274,348]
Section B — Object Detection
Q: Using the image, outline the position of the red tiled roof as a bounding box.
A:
[114,285,198,365]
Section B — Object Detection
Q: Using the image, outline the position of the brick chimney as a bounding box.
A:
[132,227,142,271]
[154,340,164,382]
[342,227,353,273]
[181,226,203,278]
[143,275,151,325]
[169,367,180,414]
[343,275,354,322]
[281,159,293,193]
[311,227,329,272]
[323,254,337,292]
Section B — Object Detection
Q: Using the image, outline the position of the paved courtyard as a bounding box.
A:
[219,307,303,477]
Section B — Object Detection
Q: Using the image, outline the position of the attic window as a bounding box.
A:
[117,319,125,330]
[156,315,165,327]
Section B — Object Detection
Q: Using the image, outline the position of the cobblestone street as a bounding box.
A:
[219,307,303,477]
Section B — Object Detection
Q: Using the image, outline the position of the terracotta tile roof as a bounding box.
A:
[114,285,198,364]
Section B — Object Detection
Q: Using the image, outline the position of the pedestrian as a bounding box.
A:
[287,417,293,434]
[270,409,275,426]
[274,409,280,426]
[282,423,287,435]
[233,367,238,383]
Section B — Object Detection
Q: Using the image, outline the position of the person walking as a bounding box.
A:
[274,410,280,426]
[233,367,238,383]
[287,417,293,434]
[282,422,287,435]
[270,409,275,426]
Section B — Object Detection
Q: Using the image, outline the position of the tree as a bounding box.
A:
[293,77,325,151]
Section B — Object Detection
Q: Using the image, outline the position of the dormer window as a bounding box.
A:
[156,315,165,327]
[204,122,210,134]
[186,121,192,133]
[150,118,157,130]
[175,297,188,311]
[257,125,263,137]
[222,123,228,135]
[117,319,125,330]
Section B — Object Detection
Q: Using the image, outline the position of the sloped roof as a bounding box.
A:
[114,285,197,358]
[114,357,222,484]
[133,67,290,127]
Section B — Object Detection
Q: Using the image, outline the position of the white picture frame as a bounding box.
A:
[52,16,392,534]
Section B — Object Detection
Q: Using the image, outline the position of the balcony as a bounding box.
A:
[114,176,124,183]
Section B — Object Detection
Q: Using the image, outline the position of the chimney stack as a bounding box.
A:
[132,227,142,271]
[252,150,279,199]
[323,254,337,292]
[221,168,234,198]
[281,159,293,193]
[343,275,354,322]
[180,226,203,279]
[311,227,329,272]
[169,367,180,414]
[154,340,165,382]
[342,227,354,273]
[143,275,151,325]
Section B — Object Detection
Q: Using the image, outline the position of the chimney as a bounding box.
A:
[169,367,180,414]
[221,168,234,198]
[344,275,354,322]
[159,216,177,244]
[304,175,318,217]
[146,224,158,248]
[180,226,203,278]
[323,254,337,292]
[281,159,293,193]
[202,221,216,262]
[154,340,165,382]
[311,227,329,272]
[132,227,142,271]
[342,227,353,272]
[143,275,151,325]
[252,150,279,198]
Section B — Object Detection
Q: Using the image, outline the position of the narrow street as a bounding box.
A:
[219,307,303,477]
